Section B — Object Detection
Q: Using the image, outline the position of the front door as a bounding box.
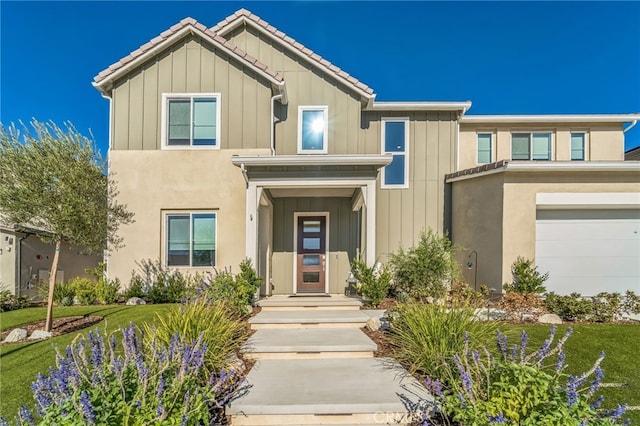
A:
[296,216,326,293]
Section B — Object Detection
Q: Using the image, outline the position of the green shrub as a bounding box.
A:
[145,297,247,375]
[425,327,630,425]
[544,292,594,321]
[199,259,262,315]
[94,278,121,304]
[350,257,392,307]
[0,290,29,312]
[389,229,458,300]
[623,290,640,314]
[65,277,97,305]
[389,301,495,379]
[505,256,549,294]
[592,292,622,323]
[122,275,145,300]
[130,259,196,304]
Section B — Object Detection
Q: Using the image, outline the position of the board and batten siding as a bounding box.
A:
[227,26,365,155]
[271,197,359,294]
[363,112,458,259]
[110,36,273,151]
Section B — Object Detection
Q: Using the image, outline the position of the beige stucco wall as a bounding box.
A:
[451,170,640,291]
[107,149,269,285]
[459,123,626,170]
[110,36,273,151]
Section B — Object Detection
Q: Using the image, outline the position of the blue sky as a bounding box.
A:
[2,1,639,154]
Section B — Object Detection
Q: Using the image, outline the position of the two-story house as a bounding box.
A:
[93,9,640,297]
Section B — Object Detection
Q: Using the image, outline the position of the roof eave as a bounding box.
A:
[369,101,472,112]
[446,161,640,183]
[231,154,393,167]
[460,114,640,124]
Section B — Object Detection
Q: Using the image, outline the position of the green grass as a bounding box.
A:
[499,323,640,424]
[0,304,175,419]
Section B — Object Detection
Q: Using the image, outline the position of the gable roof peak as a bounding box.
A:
[211,8,375,103]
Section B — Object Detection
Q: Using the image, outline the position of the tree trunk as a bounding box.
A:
[44,239,61,332]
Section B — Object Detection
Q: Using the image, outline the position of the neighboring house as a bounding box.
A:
[93,9,640,297]
[0,224,101,298]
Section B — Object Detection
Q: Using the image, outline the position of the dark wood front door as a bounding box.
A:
[296,216,326,293]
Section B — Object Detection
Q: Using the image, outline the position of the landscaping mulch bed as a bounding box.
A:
[362,326,396,358]
[1,315,103,344]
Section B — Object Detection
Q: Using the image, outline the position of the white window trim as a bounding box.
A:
[570,131,589,161]
[476,131,494,164]
[164,210,218,268]
[161,93,221,150]
[510,130,554,161]
[292,212,330,294]
[381,117,410,189]
[297,105,329,154]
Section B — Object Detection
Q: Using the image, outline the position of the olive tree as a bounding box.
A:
[0,120,133,331]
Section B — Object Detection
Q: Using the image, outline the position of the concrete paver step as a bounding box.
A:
[228,358,433,425]
[258,295,362,311]
[243,328,377,359]
[249,310,370,329]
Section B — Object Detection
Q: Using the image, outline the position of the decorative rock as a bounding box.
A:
[3,328,27,343]
[126,297,146,305]
[473,308,507,321]
[538,313,562,325]
[227,354,246,375]
[244,305,254,316]
[366,317,382,332]
[28,330,53,340]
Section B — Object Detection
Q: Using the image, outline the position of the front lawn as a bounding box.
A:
[0,304,175,419]
[499,323,640,424]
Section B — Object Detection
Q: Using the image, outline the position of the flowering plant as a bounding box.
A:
[423,326,629,425]
[5,323,242,425]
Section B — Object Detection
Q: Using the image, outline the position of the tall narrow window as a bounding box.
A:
[571,132,585,161]
[166,212,216,267]
[381,119,409,188]
[298,106,328,153]
[511,132,552,160]
[477,133,492,164]
[163,94,220,147]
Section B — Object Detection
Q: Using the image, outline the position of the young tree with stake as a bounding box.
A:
[0,120,133,331]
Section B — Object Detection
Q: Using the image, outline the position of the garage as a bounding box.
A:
[535,208,640,296]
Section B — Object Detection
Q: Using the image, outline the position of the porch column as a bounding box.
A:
[245,183,261,263]
[365,181,377,265]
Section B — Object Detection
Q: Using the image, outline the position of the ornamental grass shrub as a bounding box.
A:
[389,302,496,379]
[423,326,630,425]
[2,323,243,425]
[198,259,263,315]
[145,297,247,375]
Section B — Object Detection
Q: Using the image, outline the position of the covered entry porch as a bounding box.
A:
[232,155,391,295]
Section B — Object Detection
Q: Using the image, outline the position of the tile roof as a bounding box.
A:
[93,16,283,89]
[210,9,375,98]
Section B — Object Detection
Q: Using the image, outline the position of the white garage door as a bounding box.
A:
[536,209,640,296]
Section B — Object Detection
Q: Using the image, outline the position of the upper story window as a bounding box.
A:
[571,132,586,161]
[381,118,409,188]
[477,133,493,164]
[298,106,328,154]
[166,212,216,267]
[512,132,552,160]
[162,93,220,148]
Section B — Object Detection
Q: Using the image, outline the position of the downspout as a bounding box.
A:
[270,94,283,156]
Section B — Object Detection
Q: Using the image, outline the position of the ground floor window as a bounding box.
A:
[166,212,216,267]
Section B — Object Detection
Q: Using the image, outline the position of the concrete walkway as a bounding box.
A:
[228,295,433,425]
